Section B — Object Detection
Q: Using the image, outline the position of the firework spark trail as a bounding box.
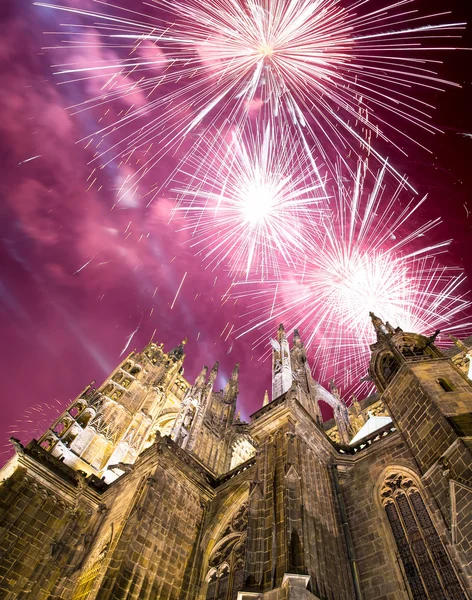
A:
[18,155,42,165]
[171,123,326,279]
[120,322,141,356]
[234,160,472,396]
[2,399,65,460]
[73,254,95,274]
[35,0,466,195]
[170,271,187,309]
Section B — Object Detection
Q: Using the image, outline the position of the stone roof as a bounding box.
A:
[441,335,472,358]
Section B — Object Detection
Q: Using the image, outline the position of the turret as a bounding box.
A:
[223,363,240,404]
[271,324,292,400]
[369,314,443,393]
[263,390,269,407]
[208,361,219,386]
[194,365,208,389]
[168,338,187,362]
[330,380,350,445]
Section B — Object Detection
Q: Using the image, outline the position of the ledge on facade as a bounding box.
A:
[154,434,216,486]
[322,392,379,432]
[25,440,109,493]
[216,456,256,487]
[249,392,288,421]
[333,422,397,455]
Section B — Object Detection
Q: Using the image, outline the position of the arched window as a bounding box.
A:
[40,436,56,451]
[204,503,248,600]
[102,384,114,397]
[381,472,466,600]
[77,408,95,428]
[230,436,256,470]
[437,378,455,393]
[380,353,400,384]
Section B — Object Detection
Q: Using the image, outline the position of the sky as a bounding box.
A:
[0,0,471,462]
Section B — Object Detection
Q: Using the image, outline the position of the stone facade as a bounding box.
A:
[0,315,471,599]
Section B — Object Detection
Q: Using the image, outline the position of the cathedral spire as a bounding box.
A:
[449,334,468,352]
[277,322,285,342]
[194,365,208,389]
[223,363,239,404]
[208,361,219,386]
[369,312,392,341]
[168,338,188,362]
[271,324,292,400]
[293,328,302,347]
[263,389,269,407]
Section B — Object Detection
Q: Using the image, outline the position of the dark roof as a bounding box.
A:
[442,335,472,358]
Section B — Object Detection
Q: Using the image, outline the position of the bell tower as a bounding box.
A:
[368,313,472,580]
[36,339,189,482]
[271,324,292,400]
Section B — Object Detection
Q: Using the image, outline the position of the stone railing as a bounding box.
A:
[336,422,397,455]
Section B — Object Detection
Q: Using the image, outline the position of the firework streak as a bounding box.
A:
[36,0,466,194]
[234,160,472,396]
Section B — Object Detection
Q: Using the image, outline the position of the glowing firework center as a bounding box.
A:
[241,180,277,227]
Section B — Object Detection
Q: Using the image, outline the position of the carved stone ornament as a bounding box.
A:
[381,472,415,500]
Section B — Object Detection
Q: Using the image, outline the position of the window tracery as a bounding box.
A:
[230,436,256,470]
[381,472,466,600]
[204,503,248,600]
[380,353,400,384]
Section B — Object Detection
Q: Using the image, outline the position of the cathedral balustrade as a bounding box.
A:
[250,392,287,421]
[336,421,397,455]
[216,456,256,487]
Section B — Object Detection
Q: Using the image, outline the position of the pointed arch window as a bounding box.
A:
[380,353,400,384]
[381,473,466,600]
[204,503,247,600]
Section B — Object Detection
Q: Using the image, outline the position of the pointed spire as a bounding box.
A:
[334,402,351,445]
[448,334,468,352]
[169,338,188,362]
[208,361,219,385]
[263,390,269,407]
[223,363,239,404]
[426,330,441,345]
[277,323,285,344]
[231,363,240,381]
[293,329,302,347]
[329,379,341,400]
[369,312,390,338]
[194,366,208,388]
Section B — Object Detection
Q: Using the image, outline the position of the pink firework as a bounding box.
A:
[234,160,472,396]
[35,0,466,195]
[171,123,326,279]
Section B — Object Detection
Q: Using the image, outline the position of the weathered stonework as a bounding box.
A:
[0,316,471,599]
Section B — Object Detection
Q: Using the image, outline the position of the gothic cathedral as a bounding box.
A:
[0,316,471,600]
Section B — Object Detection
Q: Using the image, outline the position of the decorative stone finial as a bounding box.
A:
[369,312,390,338]
[208,361,219,385]
[194,366,208,388]
[263,390,269,406]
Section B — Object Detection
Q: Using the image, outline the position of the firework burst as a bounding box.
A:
[35,0,466,196]
[171,123,326,279]
[1,399,65,462]
[234,161,472,396]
